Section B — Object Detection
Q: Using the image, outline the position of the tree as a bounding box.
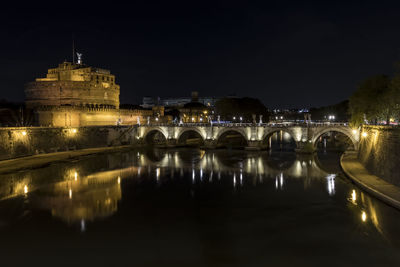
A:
[309,100,349,121]
[214,97,269,123]
[349,75,392,126]
[387,73,400,122]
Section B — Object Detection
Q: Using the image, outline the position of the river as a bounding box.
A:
[0,148,399,266]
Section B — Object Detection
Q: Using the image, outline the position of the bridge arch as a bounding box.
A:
[261,128,299,150]
[143,128,168,145]
[176,129,205,146]
[311,127,358,150]
[215,128,248,148]
[176,127,207,141]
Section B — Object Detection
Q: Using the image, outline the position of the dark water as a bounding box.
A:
[0,148,400,267]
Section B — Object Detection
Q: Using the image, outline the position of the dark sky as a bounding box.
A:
[2,1,400,108]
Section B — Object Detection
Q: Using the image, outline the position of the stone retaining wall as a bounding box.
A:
[0,126,137,161]
[358,125,400,186]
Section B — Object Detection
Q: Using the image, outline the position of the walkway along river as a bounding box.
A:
[0,148,400,266]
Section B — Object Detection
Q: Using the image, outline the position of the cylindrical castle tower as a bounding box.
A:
[25,61,120,109]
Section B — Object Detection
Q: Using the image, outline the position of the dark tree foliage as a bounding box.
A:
[349,74,400,126]
[164,108,180,121]
[309,100,349,122]
[214,97,269,122]
[0,101,34,126]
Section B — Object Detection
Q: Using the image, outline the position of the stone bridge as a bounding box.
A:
[134,123,360,151]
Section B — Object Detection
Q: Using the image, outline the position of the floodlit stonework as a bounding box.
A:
[25,61,168,126]
[25,61,120,109]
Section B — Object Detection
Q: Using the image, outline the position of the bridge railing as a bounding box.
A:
[139,122,349,127]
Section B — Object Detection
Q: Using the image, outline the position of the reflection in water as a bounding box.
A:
[352,189,357,203]
[0,148,399,249]
[31,168,125,225]
[346,187,386,237]
[0,149,331,225]
[275,173,284,190]
[362,211,367,222]
[326,174,336,196]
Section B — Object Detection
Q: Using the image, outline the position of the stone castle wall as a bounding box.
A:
[25,81,119,109]
[23,61,169,127]
[33,106,169,127]
[0,126,138,161]
[358,125,400,186]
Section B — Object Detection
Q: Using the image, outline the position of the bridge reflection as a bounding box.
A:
[0,148,395,238]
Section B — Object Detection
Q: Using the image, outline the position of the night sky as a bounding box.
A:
[2,1,400,108]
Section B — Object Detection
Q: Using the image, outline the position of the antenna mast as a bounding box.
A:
[72,34,75,64]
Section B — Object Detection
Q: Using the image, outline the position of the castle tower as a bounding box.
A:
[25,62,120,109]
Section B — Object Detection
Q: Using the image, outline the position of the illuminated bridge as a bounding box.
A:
[133,123,360,151]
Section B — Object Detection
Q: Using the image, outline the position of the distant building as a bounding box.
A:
[178,92,210,123]
[142,91,220,108]
[25,60,168,126]
[179,102,209,123]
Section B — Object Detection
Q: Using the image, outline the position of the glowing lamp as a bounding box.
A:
[21,131,27,136]
[362,132,367,138]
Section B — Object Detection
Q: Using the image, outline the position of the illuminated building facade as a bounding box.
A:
[25,62,120,109]
[177,92,210,123]
[25,61,168,126]
[179,102,209,123]
[142,93,219,108]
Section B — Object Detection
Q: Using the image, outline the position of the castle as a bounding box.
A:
[25,60,167,126]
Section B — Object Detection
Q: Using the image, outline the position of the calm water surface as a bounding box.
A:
[0,148,400,267]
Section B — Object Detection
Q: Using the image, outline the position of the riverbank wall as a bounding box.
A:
[358,125,400,187]
[0,126,137,161]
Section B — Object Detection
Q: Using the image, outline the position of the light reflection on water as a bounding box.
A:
[1,148,400,265]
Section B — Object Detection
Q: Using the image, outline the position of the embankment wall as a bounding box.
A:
[0,126,137,160]
[358,125,400,186]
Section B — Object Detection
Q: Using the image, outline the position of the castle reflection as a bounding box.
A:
[0,148,392,237]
